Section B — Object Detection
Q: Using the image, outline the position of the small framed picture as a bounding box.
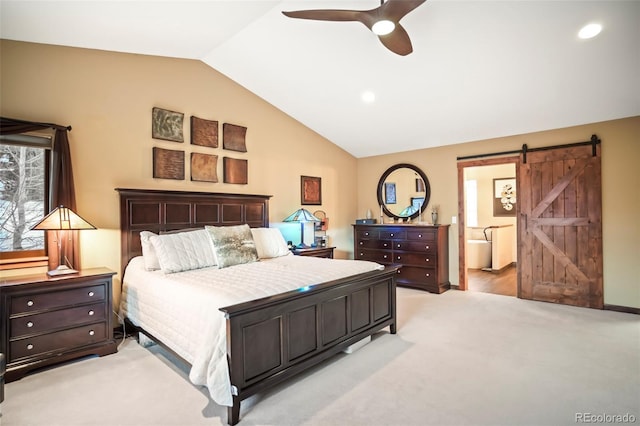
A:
[385,182,396,204]
[301,176,321,205]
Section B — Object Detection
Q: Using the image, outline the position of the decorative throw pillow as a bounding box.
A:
[250,227,291,259]
[206,224,259,268]
[150,229,217,274]
[140,231,161,271]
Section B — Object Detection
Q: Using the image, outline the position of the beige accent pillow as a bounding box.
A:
[205,224,258,268]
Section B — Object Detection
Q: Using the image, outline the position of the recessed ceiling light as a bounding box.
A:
[578,23,602,39]
[362,91,376,103]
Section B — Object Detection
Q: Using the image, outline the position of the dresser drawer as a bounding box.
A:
[11,302,106,337]
[11,284,106,314]
[394,252,437,267]
[394,240,437,253]
[357,239,392,250]
[355,249,393,263]
[407,229,437,241]
[396,266,437,285]
[379,230,406,240]
[9,322,107,362]
[356,229,379,239]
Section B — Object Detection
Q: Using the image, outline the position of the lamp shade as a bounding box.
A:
[282,208,321,223]
[31,206,96,231]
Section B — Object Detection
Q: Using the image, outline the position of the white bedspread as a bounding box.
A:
[120,254,383,406]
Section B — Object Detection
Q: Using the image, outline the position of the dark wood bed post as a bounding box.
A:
[229,397,241,426]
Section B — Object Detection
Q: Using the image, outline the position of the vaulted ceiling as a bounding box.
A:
[1,1,638,158]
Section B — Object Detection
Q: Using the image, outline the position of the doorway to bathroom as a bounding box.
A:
[459,158,519,297]
[456,138,603,308]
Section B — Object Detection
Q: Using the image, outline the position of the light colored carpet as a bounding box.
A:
[2,288,639,426]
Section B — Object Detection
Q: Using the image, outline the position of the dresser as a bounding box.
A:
[0,268,117,382]
[353,224,450,293]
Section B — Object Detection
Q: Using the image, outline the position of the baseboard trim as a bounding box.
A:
[603,304,639,315]
[450,284,460,290]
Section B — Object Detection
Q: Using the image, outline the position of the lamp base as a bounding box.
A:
[295,243,309,249]
[47,265,79,277]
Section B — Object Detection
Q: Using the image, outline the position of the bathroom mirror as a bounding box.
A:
[377,163,431,221]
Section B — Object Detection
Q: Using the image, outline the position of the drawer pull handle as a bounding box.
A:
[396,256,401,260]
[89,330,95,336]
[390,233,394,237]
[88,310,95,316]
[426,273,430,277]
[418,234,422,238]
[383,243,388,247]
[359,242,363,245]
[27,321,34,328]
[426,258,430,262]
[426,245,430,249]
[27,300,34,307]
[365,232,369,236]
[27,344,34,350]
[383,255,388,259]
[88,291,95,297]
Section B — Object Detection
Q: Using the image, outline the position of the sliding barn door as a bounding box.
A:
[519,143,603,308]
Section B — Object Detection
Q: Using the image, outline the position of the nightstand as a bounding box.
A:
[0,267,117,382]
[291,246,335,259]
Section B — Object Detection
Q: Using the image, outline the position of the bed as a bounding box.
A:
[116,188,398,425]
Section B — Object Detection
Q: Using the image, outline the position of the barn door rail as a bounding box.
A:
[456,134,600,163]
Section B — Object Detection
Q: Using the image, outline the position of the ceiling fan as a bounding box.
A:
[282,0,427,56]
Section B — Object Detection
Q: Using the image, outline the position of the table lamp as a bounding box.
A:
[282,208,321,249]
[31,205,96,276]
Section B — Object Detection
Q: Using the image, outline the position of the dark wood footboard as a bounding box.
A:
[220,265,398,425]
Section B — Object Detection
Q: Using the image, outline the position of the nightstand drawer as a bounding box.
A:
[11,302,106,337]
[9,322,107,362]
[10,284,106,314]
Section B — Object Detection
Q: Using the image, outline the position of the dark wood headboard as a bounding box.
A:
[116,188,271,276]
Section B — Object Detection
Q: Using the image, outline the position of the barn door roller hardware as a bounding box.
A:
[457,135,601,163]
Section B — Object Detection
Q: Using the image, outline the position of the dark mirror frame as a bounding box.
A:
[377,163,431,221]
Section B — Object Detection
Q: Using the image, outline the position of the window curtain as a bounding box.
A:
[1,116,80,271]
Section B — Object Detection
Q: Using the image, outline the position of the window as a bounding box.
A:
[465,179,478,227]
[0,131,52,260]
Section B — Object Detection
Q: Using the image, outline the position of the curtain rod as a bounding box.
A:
[456,134,600,162]
[1,116,72,132]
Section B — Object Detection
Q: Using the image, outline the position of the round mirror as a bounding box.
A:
[377,163,431,221]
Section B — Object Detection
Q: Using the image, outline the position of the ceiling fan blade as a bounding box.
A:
[378,23,413,56]
[380,0,427,22]
[282,9,362,22]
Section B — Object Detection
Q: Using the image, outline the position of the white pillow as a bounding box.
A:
[250,228,291,259]
[150,229,217,273]
[140,231,160,271]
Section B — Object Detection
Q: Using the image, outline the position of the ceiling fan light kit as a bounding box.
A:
[282,0,427,56]
[372,19,395,36]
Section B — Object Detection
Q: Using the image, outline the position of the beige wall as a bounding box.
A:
[2,40,638,309]
[357,116,640,308]
[0,40,359,303]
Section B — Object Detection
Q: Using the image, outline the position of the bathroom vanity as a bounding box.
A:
[354,224,450,293]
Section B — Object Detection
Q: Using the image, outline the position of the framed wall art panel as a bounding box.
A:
[301,175,321,205]
[152,107,184,142]
[493,177,516,217]
[153,147,184,180]
[191,153,218,182]
[223,157,248,184]
[223,123,247,152]
[191,116,218,148]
